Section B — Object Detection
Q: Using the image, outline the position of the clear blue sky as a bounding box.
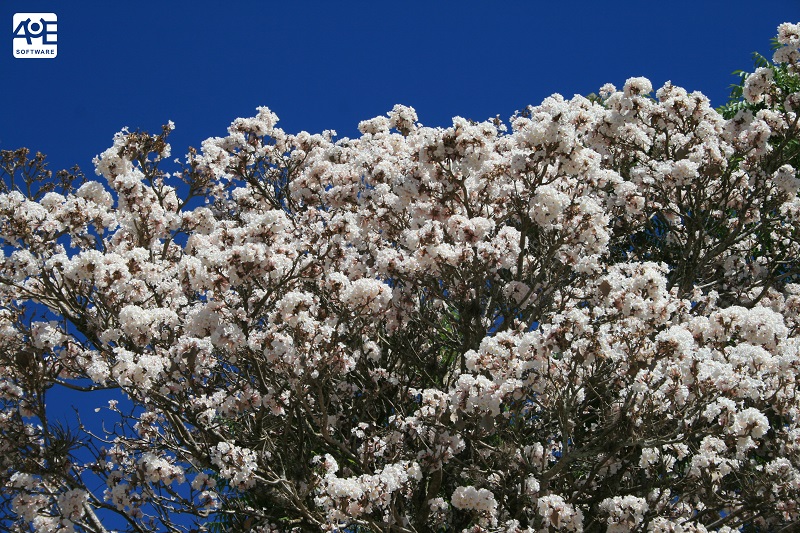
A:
[2,0,798,175]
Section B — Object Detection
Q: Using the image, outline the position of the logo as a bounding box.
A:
[13,13,57,58]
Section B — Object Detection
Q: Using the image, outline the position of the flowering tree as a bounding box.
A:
[2,23,800,533]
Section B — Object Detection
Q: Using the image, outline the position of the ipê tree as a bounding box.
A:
[1,22,800,533]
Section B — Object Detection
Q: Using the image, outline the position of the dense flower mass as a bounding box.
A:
[1,23,800,533]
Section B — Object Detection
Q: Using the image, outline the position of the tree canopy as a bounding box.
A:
[1,22,800,533]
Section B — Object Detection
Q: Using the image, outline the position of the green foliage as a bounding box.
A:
[717,44,800,120]
[712,39,800,299]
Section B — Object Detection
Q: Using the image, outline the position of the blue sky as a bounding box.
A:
[2,0,798,176]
